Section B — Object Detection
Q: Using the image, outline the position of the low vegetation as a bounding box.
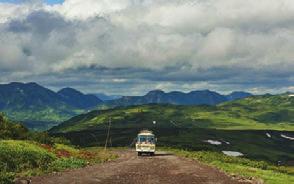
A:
[164,148,294,184]
[0,113,117,183]
[0,113,70,146]
[51,94,294,133]
[0,140,117,184]
[49,94,293,166]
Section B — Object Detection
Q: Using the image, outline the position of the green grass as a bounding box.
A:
[0,140,117,184]
[0,140,56,173]
[164,148,294,184]
[49,95,294,166]
[51,94,294,133]
[49,157,86,171]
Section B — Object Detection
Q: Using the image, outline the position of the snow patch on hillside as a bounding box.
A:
[222,151,244,157]
[204,140,222,145]
[281,134,294,140]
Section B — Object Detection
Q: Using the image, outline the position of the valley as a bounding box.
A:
[0,83,293,184]
[0,82,253,130]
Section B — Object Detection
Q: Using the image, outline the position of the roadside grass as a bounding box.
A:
[0,140,117,184]
[162,148,294,184]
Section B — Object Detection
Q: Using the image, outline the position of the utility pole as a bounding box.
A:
[104,117,111,151]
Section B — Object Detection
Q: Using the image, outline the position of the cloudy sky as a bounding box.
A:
[0,0,293,95]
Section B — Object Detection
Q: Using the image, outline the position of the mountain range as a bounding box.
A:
[94,93,122,101]
[102,89,252,108]
[0,82,252,130]
[0,82,103,130]
[58,88,103,109]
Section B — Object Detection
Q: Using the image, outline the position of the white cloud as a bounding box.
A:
[0,0,293,94]
[47,0,132,20]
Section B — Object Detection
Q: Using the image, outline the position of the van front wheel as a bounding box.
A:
[138,152,142,156]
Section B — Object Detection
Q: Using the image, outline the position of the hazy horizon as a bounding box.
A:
[1,81,293,96]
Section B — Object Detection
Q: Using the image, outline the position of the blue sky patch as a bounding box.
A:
[0,0,64,5]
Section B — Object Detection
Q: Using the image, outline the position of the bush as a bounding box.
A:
[0,172,15,184]
[0,140,56,172]
[0,140,117,182]
[0,114,28,140]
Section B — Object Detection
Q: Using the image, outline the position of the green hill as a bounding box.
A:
[51,94,294,133]
[220,94,294,123]
[49,94,294,164]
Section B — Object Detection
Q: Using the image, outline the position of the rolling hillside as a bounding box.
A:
[50,94,294,164]
[220,94,294,124]
[51,94,294,133]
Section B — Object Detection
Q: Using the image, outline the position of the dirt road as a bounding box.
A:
[30,150,253,184]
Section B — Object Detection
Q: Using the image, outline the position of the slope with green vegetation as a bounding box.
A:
[0,114,116,184]
[0,140,116,184]
[50,94,294,165]
[0,113,28,140]
[164,148,294,184]
[220,94,294,125]
[0,113,67,144]
[51,94,294,132]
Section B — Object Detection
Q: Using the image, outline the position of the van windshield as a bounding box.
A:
[138,135,155,143]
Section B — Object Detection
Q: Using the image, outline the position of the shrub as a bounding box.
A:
[0,140,56,172]
[0,140,117,182]
[0,172,15,184]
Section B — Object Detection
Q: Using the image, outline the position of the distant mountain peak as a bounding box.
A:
[26,82,39,86]
[57,87,102,109]
[189,89,216,94]
[146,89,165,96]
[58,87,83,95]
[6,82,39,87]
[0,82,103,129]
[226,91,252,101]
[8,82,24,85]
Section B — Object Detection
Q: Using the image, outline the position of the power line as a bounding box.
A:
[104,117,111,151]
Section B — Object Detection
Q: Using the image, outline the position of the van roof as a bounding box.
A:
[138,130,154,135]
